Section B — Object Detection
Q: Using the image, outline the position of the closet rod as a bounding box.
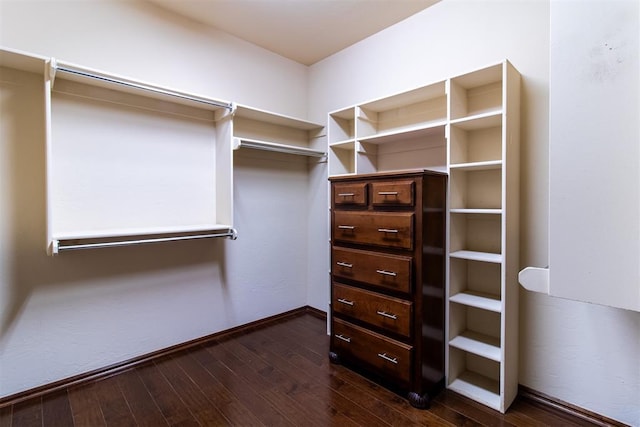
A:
[50,61,233,111]
[233,137,326,157]
[55,229,238,253]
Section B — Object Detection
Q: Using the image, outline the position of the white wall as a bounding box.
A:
[308,0,639,425]
[0,0,312,397]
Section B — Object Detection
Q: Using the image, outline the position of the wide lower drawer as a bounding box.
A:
[332,318,412,385]
[333,211,414,250]
[332,282,412,337]
[332,246,412,294]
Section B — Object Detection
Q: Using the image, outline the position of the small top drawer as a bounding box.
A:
[372,180,414,206]
[333,211,414,250]
[334,182,367,207]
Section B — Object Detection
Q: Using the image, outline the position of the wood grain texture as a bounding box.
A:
[0,313,603,426]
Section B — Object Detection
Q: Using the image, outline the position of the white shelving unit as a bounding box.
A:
[327,60,520,413]
[232,104,325,158]
[328,81,447,176]
[447,61,520,413]
[1,46,325,255]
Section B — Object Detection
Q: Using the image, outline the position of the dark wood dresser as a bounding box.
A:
[329,169,447,408]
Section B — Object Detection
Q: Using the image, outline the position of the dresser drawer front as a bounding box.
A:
[372,180,415,206]
[332,318,412,384]
[333,211,414,250]
[332,247,412,293]
[332,283,412,337]
[334,182,367,206]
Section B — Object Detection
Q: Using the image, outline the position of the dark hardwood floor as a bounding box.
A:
[0,313,601,426]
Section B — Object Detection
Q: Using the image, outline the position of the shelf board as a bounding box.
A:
[360,81,446,112]
[450,208,502,215]
[357,121,446,145]
[329,139,356,148]
[330,107,356,120]
[449,331,502,362]
[234,104,323,131]
[450,291,502,312]
[450,110,502,130]
[233,137,326,157]
[450,250,502,263]
[448,371,501,410]
[449,160,502,171]
[0,47,47,73]
[53,224,231,241]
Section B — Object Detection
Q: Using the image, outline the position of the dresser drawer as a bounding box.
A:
[332,247,412,294]
[333,211,414,250]
[332,283,412,337]
[332,318,412,384]
[334,182,367,207]
[372,180,415,206]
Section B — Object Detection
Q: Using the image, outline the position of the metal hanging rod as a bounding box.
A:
[53,228,238,254]
[49,59,234,112]
[233,137,326,158]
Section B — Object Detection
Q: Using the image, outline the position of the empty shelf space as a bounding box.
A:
[449,331,502,362]
[450,291,502,312]
[450,250,502,263]
[448,371,501,410]
[357,121,446,144]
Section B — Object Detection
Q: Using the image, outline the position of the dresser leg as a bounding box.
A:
[328,351,341,364]
[407,391,430,409]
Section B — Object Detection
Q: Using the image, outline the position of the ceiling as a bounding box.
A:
[148,0,440,65]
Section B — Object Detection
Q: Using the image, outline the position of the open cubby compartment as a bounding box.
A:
[449,167,502,210]
[449,63,503,121]
[233,105,325,152]
[449,303,502,359]
[448,346,501,410]
[356,82,447,139]
[450,213,502,255]
[449,114,502,165]
[329,107,356,144]
[48,76,234,253]
[329,141,356,176]
[449,257,502,312]
[356,126,446,174]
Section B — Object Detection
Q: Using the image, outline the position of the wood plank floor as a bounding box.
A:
[0,313,600,427]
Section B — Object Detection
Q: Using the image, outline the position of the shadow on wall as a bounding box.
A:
[0,67,228,341]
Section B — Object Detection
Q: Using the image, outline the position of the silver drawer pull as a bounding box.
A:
[376,310,398,320]
[377,353,398,364]
[338,193,355,197]
[336,261,353,268]
[338,225,355,230]
[378,191,399,196]
[378,228,398,233]
[335,334,351,343]
[337,298,354,306]
[376,269,397,277]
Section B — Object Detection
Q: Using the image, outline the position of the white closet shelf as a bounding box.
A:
[357,122,446,145]
[450,209,502,215]
[329,139,356,148]
[450,250,502,264]
[448,372,500,410]
[233,137,326,157]
[234,104,323,131]
[52,225,237,255]
[449,160,502,171]
[51,59,233,113]
[450,291,502,312]
[449,331,502,362]
[0,47,46,73]
[449,110,502,129]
